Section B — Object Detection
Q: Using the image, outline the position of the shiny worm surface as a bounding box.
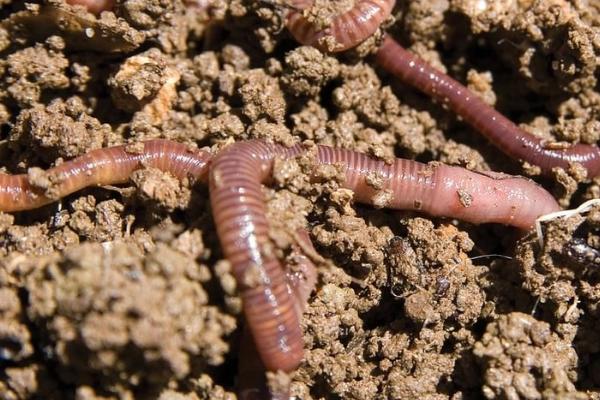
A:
[1,139,560,373]
[238,229,318,400]
[209,139,559,371]
[285,0,396,52]
[375,37,600,177]
[65,0,115,14]
[0,140,210,212]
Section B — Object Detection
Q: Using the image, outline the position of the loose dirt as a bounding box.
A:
[0,0,599,399]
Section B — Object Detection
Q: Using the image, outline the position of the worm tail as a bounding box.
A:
[0,140,211,212]
[376,36,600,177]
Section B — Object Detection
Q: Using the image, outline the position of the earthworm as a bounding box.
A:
[66,0,115,14]
[238,229,318,400]
[283,1,600,176]
[285,0,396,52]
[1,139,559,373]
[308,143,560,230]
[209,139,558,371]
[209,141,306,372]
[0,140,211,212]
[375,37,600,177]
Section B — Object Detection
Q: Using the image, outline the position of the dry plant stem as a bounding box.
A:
[375,37,600,177]
[286,0,396,52]
[0,140,210,212]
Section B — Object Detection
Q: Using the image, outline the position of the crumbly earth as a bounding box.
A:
[0,0,598,399]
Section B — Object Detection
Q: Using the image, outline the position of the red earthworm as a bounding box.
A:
[283,1,600,176]
[0,140,211,212]
[66,0,115,14]
[285,0,396,52]
[209,139,558,372]
[209,141,306,372]
[316,144,560,230]
[374,37,600,177]
[238,228,318,400]
[1,139,559,374]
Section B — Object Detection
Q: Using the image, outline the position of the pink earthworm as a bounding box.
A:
[282,0,600,177]
[0,139,559,373]
[0,140,211,212]
[238,229,318,400]
[375,37,600,177]
[209,139,558,372]
[285,0,396,52]
[65,0,115,15]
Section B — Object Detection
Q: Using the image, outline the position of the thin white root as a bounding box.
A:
[535,198,600,247]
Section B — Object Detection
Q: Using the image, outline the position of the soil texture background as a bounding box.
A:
[0,0,599,399]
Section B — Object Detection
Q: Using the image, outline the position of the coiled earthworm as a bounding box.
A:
[375,37,600,177]
[209,139,559,371]
[285,0,396,52]
[66,0,115,15]
[0,139,559,373]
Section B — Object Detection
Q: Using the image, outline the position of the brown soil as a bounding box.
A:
[0,0,599,399]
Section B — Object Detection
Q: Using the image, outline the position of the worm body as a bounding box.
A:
[210,139,558,370]
[375,37,600,177]
[66,0,115,14]
[238,229,318,399]
[314,144,560,230]
[209,141,306,372]
[0,139,560,374]
[0,140,211,212]
[285,0,396,52]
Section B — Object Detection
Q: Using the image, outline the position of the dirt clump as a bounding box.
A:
[474,312,582,399]
[0,0,599,398]
[3,40,70,108]
[22,241,236,397]
[11,98,113,160]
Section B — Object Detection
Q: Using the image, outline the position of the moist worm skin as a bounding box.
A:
[66,0,115,14]
[238,228,318,400]
[209,140,306,372]
[286,0,396,52]
[313,144,560,230]
[210,139,558,371]
[0,139,559,374]
[375,37,600,177]
[0,140,211,212]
